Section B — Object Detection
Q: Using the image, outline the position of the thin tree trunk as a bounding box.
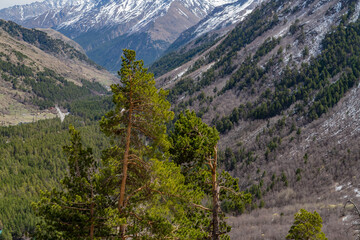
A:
[118,78,133,239]
[119,114,132,210]
[211,146,220,240]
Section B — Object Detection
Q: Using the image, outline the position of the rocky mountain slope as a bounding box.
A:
[0,20,115,126]
[166,0,262,53]
[0,0,258,71]
[154,0,360,238]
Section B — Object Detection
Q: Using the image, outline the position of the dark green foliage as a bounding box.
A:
[170,110,251,239]
[212,16,360,134]
[281,171,288,187]
[267,137,281,152]
[99,50,197,239]
[170,110,219,171]
[13,51,28,61]
[289,19,301,35]
[223,147,236,171]
[165,0,283,104]
[251,19,360,120]
[65,96,114,120]
[0,117,109,239]
[286,209,327,240]
[23,68,108,109]
[296,168,302,181]
[33,126,111,239]
[167,68,216,106]
[0,47,108,110]
[0,58,33,77]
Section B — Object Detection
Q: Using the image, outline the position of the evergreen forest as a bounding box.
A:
[0,50,252,240]
[1,0,360,238]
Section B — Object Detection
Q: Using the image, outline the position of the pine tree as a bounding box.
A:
[286,209,327,240]
[33,125,110,239]
[170,110,251,240]
[99,49,177,239]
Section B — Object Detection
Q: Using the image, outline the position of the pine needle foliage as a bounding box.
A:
[33,125,110,239]
[286,209,327,240]
[170,110,251,240]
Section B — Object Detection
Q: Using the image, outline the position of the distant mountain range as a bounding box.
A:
[0,0,259,71]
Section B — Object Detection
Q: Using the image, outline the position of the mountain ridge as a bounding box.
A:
[0,0,257,70]
[0,19,115,126]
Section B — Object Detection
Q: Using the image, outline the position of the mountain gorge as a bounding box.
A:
[0,0,259,71]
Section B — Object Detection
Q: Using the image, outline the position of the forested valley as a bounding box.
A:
[1,0,360,239]
[0,50,254,240]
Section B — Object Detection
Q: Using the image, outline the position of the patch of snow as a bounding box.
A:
[335,2,342,13]
[2,0,254,39]
[55,106,69,122]
[343,215,350,222]
[178,8,189,18]
[350,1,360,23]
[20,6,24,20]
[194,0,259,38]
[274,27,288,38]
[177,69,187,78]
[336,184,344,191]
[170,67,189,83]
[354,188,360,198]
[42,11,50,25]
[208,0,238,7]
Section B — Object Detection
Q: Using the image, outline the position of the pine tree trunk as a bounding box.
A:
[118,78,133,239]
[211,146,220,240]
[119,116,131,210]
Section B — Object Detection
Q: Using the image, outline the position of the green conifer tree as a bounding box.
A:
[286,209,327,240]
[99,49,196,239]
[170,110,251,240]
[33,125,110,239]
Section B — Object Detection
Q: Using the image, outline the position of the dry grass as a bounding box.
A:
[228,202,350,239]
[0,27,117,125]
[0,28,116,86]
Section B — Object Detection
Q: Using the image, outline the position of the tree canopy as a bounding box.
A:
[286,209,327,240]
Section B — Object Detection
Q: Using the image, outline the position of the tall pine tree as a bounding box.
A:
[170,110,251,240]
[99,49,180,239]
[33,125,110,239]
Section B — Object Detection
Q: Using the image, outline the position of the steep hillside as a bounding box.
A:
[166,0,261,53]
[37,28,86,53]
[156,0,360,238]
[0,20,116,126]
[149,0,262,77]
[0,0,253,70]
